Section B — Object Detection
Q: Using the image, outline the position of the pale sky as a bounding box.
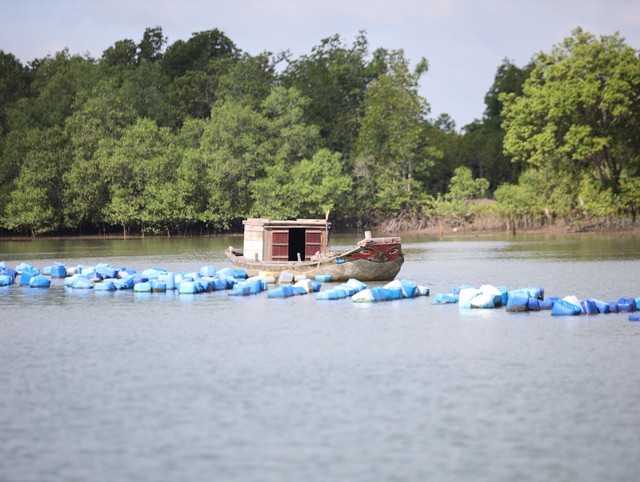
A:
[2,0,639,128]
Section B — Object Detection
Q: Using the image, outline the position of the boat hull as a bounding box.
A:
[225,238,404,282]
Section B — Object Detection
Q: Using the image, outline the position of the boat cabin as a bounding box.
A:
[242,218,330,262]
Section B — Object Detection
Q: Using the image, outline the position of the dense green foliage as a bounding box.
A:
[499,28,640,226]
[0,26,638,236]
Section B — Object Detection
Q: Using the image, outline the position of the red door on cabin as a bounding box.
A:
[305,230,323,259]
[271,230,289,261]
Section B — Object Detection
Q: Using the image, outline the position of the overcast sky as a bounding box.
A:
[2,0,639,128]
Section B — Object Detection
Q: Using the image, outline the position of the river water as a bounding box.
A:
[1,233,639,482]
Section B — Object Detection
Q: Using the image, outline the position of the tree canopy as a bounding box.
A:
[500,28,640,223]
[1,26,638,236]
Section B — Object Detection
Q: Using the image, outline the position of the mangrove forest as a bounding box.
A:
[0,26,639,237]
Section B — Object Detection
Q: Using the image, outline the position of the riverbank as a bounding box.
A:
[2,215,640,241]
[376,214,640,237]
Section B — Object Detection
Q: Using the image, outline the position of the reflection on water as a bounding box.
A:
[1,233,640,482]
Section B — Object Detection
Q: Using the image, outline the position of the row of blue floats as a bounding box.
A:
[432,284,640,321]
[0,261,248,293]
[0,261,429,302]
[4,261,639,319]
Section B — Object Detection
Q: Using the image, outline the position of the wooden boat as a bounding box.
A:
[225,218,403,281]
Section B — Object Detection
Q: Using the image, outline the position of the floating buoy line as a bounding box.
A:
[1,261,639,321]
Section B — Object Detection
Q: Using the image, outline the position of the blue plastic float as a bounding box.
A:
[19,268,39,286]
[70,275,94,289]
[50,264,67,278]
[352,286,394,302]
[432,292,459,304]
[95,280,116,291]
[6,258,640,325]
[506,291,529,312]
[617,298,636,312]
[551,299,582,316]
[29,275,50,288]
[0,274,14,286]
[267,285,295,298]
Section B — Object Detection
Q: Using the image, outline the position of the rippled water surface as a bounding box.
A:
[2,233,640,482]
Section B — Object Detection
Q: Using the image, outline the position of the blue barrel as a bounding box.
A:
[352,287,393,302]
[629,314,640,322]
[217,275,235,289]
[352,288,376,302]
[150,281,166,292]
[333,288,347,298]
[336,284,357,296]
[71,275,94,289]
[0,274,14,286]
[551,299,581,316]
[315,274,332,282]
[386,286,403,300]
[432,293,459,304]
[375,287,397,301]
[200,265,216,277]
[590,299,610,314]
[95,280,116,291]
[580,299,599,315]
[15,262,34,273]
[216,268,235,279]
[232,269,248,279]
[459,288,482,309]
[158,273,176,290]
[617,298,636,312]
[83,270,103,281]
[527,298,540,311]
[400,279,417,298]
[247,279,263,294]
[267,285,295,298]
[608,301,620,313]
[199,279,213,292]
[496,286,508,306]
[96,265,118,279]
[178,281,197,294]
[506,292,529,312]
[1,267,17,279]
[315,288,344,300]
[64,274,78,287]
[316,288,347,300]
[19,268,39,286]
[50,264,67,278]
[134,281,152,292]
[29,275,50,288]
[211,278,226,290]
[525,286,544,300]
[229,286,251,296]
[114,276,134,289]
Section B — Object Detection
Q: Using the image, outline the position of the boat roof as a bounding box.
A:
[242,218,330,229]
